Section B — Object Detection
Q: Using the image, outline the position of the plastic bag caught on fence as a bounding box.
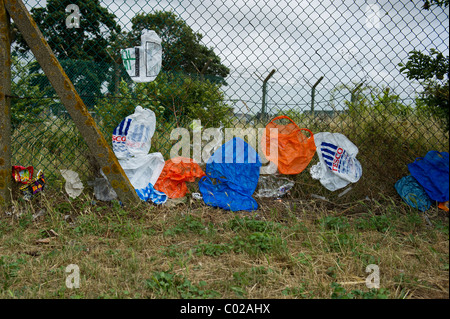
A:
[255,175,294,198]
[407,151,449,203]
[20,170,45,201]
[310,132,362,191]
[262,115,316,175]
[395,175,432,212]
[60,169,84,199]
[121,29,162,83]
[112,106,167,204]
[112,105,156,159]
[12,165,34,184]
[199,137,261,211]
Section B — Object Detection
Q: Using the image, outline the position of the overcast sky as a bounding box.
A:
[23,0,449,113]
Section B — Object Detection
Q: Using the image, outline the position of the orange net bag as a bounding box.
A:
[154,157,206,198]
[262,116,316,175]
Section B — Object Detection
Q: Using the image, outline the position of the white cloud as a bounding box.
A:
[22,0,449,113]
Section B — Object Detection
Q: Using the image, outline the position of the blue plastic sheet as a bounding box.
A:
[135,183,167,204]
[408,151,449,203]
[395,175,432,212]
[199,137,261,211]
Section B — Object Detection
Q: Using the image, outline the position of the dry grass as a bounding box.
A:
[0,187,448,300]
[4,108,449,301]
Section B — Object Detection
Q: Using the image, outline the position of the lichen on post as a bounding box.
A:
[4,0,141,207]
[0,0,12,208]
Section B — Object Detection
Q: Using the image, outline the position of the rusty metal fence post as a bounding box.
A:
[4,0,140,207]
[0,0,12,207]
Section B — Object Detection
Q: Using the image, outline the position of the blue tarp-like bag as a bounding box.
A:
[408,151,449,203]
[199,137,262,211]
[395,175,432,212]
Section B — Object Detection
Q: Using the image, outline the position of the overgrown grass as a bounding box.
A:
[0,190,448,299]
[5,97,449,300]
[11,105,448,203]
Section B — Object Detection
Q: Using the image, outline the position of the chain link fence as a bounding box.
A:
[8,0,449,199]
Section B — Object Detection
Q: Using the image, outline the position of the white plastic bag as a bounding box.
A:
[121,29,162,83]
[310,132,362,191]
[112,105,156,159]
[112,106,167,204]
[119,153,165,190]
[119,153,167,204]
[92,169,118,202]
[256,175,295,198]
[60,169,84,199]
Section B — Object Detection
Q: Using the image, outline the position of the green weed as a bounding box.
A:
[145,271,219,298]
[0,256,26,291]
[232,231,286,255]
[194,241,233,256]
[330,282,390,299]
[164,214,209,236]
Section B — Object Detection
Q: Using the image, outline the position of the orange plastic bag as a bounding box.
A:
[154,157,206,198]
[438,201,449,212]
[262,115,316,175]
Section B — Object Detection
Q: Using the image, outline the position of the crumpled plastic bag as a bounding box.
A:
[12,165,34,184]
[262,115,316,175]
[255,175,294,198]
[395,175,432,212]
[91,169,118,202]
[154,157,206,199]
[112,106,167,204]
[20,170,45,201]
[199,137,261,211]
[112,105,156,159]
[119,153,167,204]
[408,150,449,203]
[60,169,84,199]
[310,132,362,191]
[121,29,162,83]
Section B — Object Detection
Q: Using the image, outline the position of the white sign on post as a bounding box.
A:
[121,30,162,83]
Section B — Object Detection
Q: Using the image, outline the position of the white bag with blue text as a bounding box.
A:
[310,132,362,191]
[112,105,156,159]
[112,105,167,204]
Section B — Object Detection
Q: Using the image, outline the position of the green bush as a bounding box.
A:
[11,56,49,129]
[399,49,449,131]
[94,73,232,139]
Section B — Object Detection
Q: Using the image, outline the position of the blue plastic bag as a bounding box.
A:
[199,137,261,211]
[395,175,432,212]
[408,151,449,203]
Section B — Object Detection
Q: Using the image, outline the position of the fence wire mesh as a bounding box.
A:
[7,0,450,198]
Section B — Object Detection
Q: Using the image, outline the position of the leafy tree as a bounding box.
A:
[418,0,449,10]
[13,0,122,106]
[95,74,232,139]
[371,87,412,118]
[15,0,120,62]
[399,1,449,130]
[129,11,230,85]
[10,55,49,129]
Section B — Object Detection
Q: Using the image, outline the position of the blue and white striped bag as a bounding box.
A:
[112,106,167,204]
[310,132,362,191]
[112,105,156,160]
